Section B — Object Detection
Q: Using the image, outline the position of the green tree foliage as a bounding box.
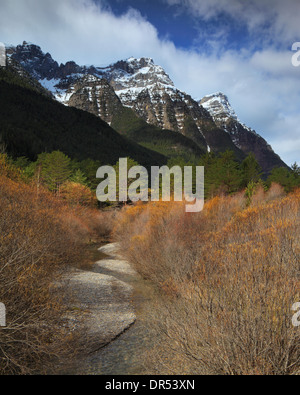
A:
[76,158,102,190]
[167,156,199,195]
[291,162,300,177]
[203,151,241,197]
[6,148,299,207]
[245,180,267,206]
[39,151,72,194]
[70,169,88,186]
[241,152,263,187]
[114,158,141,203]
[12,156,31,170]
[267,166,300,192]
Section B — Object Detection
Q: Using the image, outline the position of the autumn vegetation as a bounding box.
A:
[115,184,300,375]
[1,59,299,375]
[1,145,299,375]
[0,154,113,374]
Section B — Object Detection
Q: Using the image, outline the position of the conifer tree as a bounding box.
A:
[291,162,300,177]
[267,167,298,192]
[70,169,88,186]
[241,153,263,187]
[39,151,72,195]
[206,151,241,196]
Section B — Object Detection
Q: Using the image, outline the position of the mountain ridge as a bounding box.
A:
[6,42,288,173]
[200,92,286,174]
[0,65,167,168]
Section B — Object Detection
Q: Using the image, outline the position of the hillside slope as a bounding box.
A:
[0,67,167,168]
[66,75,206,160]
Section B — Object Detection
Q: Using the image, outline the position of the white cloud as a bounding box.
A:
[0,0,299,165]
[0,0,162,65]
[165,0,300,45]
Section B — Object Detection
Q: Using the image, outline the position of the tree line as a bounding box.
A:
[3,150,300,207]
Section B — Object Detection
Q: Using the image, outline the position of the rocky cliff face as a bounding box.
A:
[98,58,213,148]
[7,41,60,80]
[67,75,123,126]
[6,42,287,173]
[4,55,53,97]
[200,93,287,173]
[46,56,235,153]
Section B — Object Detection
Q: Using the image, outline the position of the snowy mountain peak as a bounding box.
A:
[15,42,45,57]
[109,57,174,87]
[127,57,154,66]
[199,92,258,138]
[200,92,238,123]
[8,41,59,80]
[105,57,176,105]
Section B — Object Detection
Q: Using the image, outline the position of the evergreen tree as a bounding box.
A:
[39,151,72,194]
[13,156,30,170]
[291,162,300,177]
[267,167,299,192]
[78,158,102,190]
[206,151,241,196]
[241,153,263,187]
[70,169,88,186]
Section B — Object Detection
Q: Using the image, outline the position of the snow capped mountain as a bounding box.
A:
[200,92,285,173]
[200,92,239,124]
[108,57,176,101]
[7,41,60,80]
[7,42,101,100]
[200,92,256,135]
[106,57,211,141]
[5,42,287,173]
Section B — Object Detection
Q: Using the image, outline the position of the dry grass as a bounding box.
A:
[0,170,113,374]
[115,185,300,375]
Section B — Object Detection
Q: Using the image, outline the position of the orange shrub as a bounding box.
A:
[61,181,97,207]
[115,189,300,375]
[0,173,112,374]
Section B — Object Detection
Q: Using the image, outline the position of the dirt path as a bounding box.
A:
[63,243,137,356]
[62,243,157,375]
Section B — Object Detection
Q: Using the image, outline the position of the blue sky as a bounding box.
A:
[101,0,203,48]
[0,0,299,165]
[100,0,252,52]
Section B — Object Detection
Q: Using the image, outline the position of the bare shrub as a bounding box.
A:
[115,189,300,375]
[0,170,113,374]
[266,183,286,202]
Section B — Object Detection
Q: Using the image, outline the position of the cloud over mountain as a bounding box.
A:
[0,0,299,165]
